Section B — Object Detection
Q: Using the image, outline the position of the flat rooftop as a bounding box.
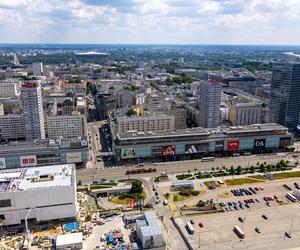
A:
[117,123,288,140]
[117,127,209,140]
[0,138,88,154]
[0,164,75,192]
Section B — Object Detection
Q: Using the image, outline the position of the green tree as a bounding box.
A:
[236,165,242,175]
[249,166,255,173]
[229,166,235,175]
[130,180,143,194]
[126,109,137,116]
[259,164,266,173]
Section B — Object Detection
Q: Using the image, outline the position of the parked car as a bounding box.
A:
[262,214,268,220]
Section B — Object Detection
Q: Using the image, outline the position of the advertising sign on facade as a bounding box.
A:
[161,145,176,156]
[227,140,240,151]
[121,148,136,159]
[66,152,82,163]
[20,155,37,167]
[254,139,266,149]
[215,141,224,151]
[185,144,209,154]
[280,138,291,148]
[0,158,6,169]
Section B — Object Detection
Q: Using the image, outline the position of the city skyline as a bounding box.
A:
[1,0,300,45]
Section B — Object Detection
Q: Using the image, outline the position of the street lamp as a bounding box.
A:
[25,207,35,238]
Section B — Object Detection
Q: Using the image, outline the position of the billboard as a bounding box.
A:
[0,158,6,169]
[215,141,224,151]
[66,152,82,163]
[280,138,291,148]
[20,155,37,167]
[254,139,266,149]
[227,140,240,151]
[121,148,136,159]
[185,144,209,154]
[161,145,176,156]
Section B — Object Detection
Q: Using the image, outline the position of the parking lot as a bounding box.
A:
[176,178,300,250]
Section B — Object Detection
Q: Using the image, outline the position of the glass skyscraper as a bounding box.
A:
[269,63,300,130]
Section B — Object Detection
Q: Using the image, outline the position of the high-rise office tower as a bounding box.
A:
[197,80,221,128]
[269,63,300,130]
[21,83,45,140]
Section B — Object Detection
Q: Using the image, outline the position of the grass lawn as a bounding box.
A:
[154,176,169,183]
[90,185,114,190]
[204,181,220,188]
[219,191,231,198]
[272,171,300,179]
[195,173,212,179]
[225,178,263,186]
[173,190,205,202]
[111,191,146,205]
[118,179,143,185]
[249,175,267,180]
[176,174,193,180]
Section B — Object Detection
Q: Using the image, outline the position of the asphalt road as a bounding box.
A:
[76,152,296,184]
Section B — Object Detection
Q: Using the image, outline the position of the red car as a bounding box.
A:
[199,222,204,228]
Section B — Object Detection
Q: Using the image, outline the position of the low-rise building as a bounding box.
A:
[0,114,25,141]
[229,102,262,126]
[47,115,84,139]
[0,164,76,226]
[113,123,292,161]
[136,211,165,249]
[0,137,89,169]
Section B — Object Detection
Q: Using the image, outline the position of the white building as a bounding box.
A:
[21,83,45,140]
[0,114,25,140]
[0,81,19,98]
[47,115,84,139]
[0,164,77,226]
[136,211,165,249]
[112,114,175,134]
[229,103,262,126]
[197,80,221,128]
[56,232,83,250]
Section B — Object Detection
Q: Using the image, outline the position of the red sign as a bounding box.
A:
[20,155,37,167]
[161,145,176,156]
[228,140,240,151]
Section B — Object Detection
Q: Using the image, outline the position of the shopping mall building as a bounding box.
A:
[0,138,89,169]
[112,123,293,162]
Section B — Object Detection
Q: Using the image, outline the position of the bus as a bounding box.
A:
[233,225,245,239]
[286,193,297,202]
[186,222,195,235]
[201,157,215,162]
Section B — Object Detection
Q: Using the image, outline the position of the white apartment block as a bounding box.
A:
[21,83,45,140]
[47,115,84,139]
[229,103,262,126]
[0,81,18,98]
[0,164,76,226]
[0,114,25,140]
[114,114,175,134]
[197,80,221,128]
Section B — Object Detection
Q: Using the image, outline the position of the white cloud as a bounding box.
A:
[0,0,300,44]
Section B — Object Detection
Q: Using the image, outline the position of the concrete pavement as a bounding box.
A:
[77,153,296,184]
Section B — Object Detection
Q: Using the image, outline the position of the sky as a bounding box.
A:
[0,0,299,44]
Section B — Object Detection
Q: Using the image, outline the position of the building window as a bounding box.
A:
[0,199,11,208]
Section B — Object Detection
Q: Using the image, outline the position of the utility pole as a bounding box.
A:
[198,230,201,248]
[289,214,294,235]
